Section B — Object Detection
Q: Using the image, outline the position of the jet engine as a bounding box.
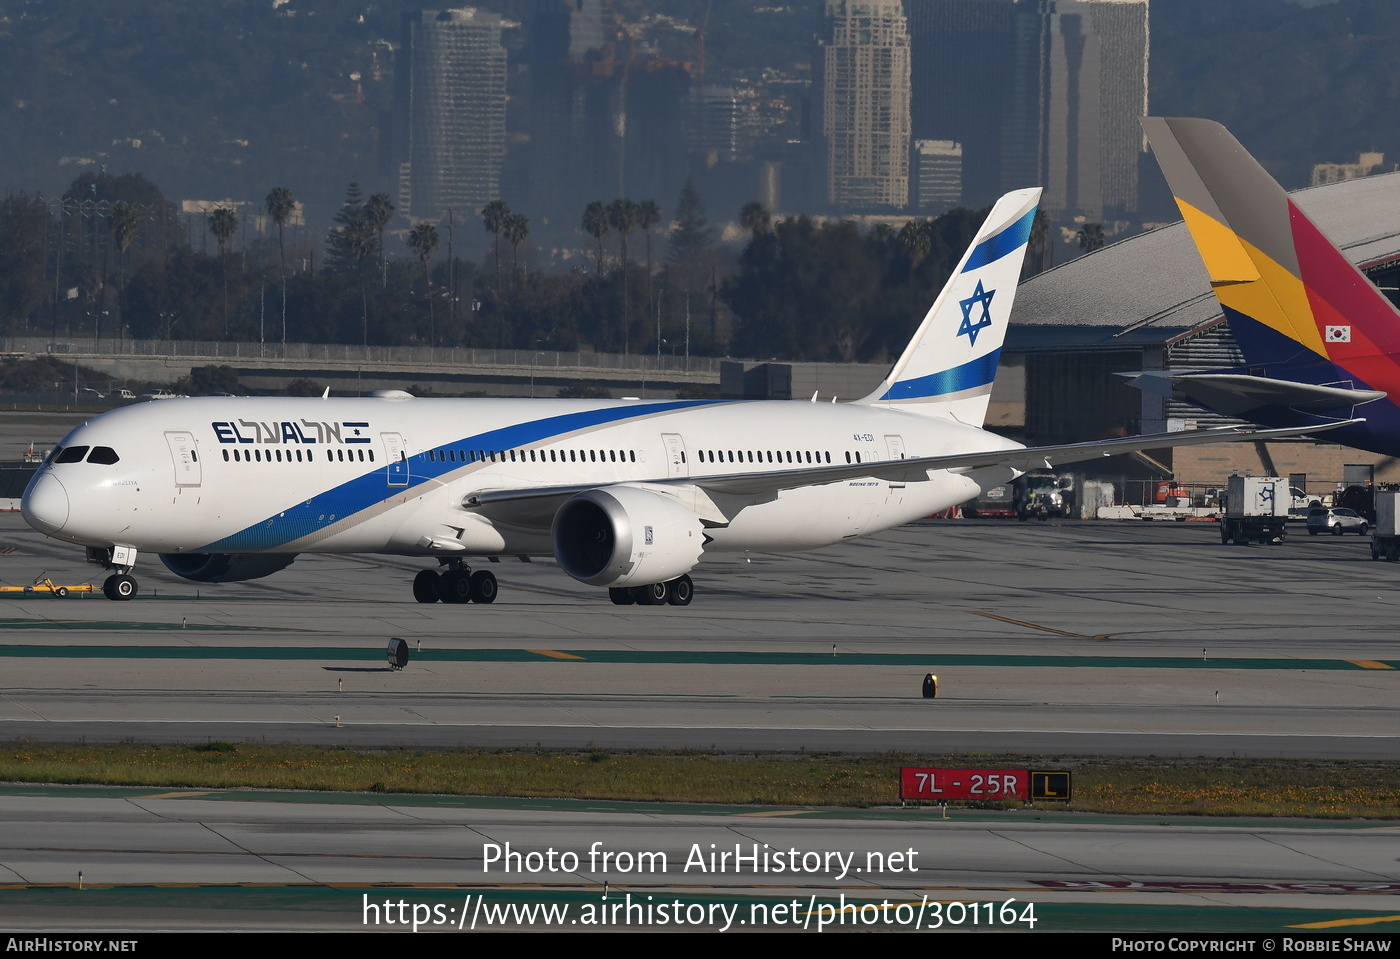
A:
[552,485,704,588]
[159,553,298,583]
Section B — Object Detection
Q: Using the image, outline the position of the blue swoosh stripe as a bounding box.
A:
[196,400,717,552]
[962,207,1035,273]
[878,351,1000,401]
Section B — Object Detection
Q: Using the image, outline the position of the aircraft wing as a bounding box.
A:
[464,420,1358,511]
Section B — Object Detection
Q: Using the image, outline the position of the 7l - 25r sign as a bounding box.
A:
[900,768,1071,802]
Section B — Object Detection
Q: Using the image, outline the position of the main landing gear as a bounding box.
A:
[413,562,497,605]
[608,574,693,607]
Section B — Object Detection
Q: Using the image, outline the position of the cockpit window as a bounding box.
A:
[44,446,61,464]
[87,446,120,465]
[54,446,88,464]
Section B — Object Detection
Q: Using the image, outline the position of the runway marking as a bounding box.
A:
[0,645,1393,670]
[1348,660,1394,670]
[0,619,257,631]
[971,611,1112,641]
[1291,914,1400,928]
[7,718,1394,738]
[139,790,215,800]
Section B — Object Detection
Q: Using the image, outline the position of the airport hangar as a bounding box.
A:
[993,170,1400,500]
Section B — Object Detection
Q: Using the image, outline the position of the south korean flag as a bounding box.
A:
[1326,325,1352,343]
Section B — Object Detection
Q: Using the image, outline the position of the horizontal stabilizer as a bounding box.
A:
[1123,370,1385,417]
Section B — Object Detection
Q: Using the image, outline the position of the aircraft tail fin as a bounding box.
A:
[1142,117,1400,391]
[855,188,1040,425]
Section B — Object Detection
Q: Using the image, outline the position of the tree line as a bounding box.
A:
[0,170,1013,365]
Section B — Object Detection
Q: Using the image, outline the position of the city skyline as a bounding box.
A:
[0,0,1390,255]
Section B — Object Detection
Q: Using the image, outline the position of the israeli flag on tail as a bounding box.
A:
[856,188,1040,426]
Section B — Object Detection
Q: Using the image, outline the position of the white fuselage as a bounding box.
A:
[22,395,1021,561]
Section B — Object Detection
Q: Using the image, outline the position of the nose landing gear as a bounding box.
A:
[103,574,138,601]
[88,546,139,601]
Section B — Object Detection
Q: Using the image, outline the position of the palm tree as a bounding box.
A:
[480,199,510,290]
[608,197,639,267]
[209,206,238,335]
[1027,208,1050,276]
[582,200,610,276]
[609,198,640,354]
[899,218,932,264]
[265,186,295,346]
[365,192,395,289]
[110,201,139,344]
[1076,222,1106,255]
[503,212,529,285]
[407,222,440,346]
[637,199,661,274]
[636,198,662,320]
[342,214,377,348]
[740,200,771,238]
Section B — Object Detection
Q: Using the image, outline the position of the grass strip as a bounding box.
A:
[0,742,1397,819]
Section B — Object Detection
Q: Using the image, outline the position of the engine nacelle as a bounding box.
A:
[552,485,704,588]
[159,553,297,583]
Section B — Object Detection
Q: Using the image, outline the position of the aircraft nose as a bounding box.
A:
[22,473,69,535]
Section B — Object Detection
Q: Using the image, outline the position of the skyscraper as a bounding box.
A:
[397,8,508,222]
[818,0,912,210]
[906,0,1043,210]
[914,139,963,213]
[1042,0,1149,220]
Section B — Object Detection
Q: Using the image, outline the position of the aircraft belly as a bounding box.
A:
[708,472,975,551]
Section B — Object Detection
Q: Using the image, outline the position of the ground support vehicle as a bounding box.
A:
[0,577,96,597]
[1219,476,1289,545]
[1371,490,1400,561]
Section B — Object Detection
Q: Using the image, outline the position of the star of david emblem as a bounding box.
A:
[957,280,996,346]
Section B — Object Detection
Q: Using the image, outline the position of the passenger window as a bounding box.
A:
[55,446,88,464]
[87,447,120,465]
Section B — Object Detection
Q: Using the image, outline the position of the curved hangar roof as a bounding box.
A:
[1011,170,1400,348]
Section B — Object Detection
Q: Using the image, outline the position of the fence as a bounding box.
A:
[3,336,726,374]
